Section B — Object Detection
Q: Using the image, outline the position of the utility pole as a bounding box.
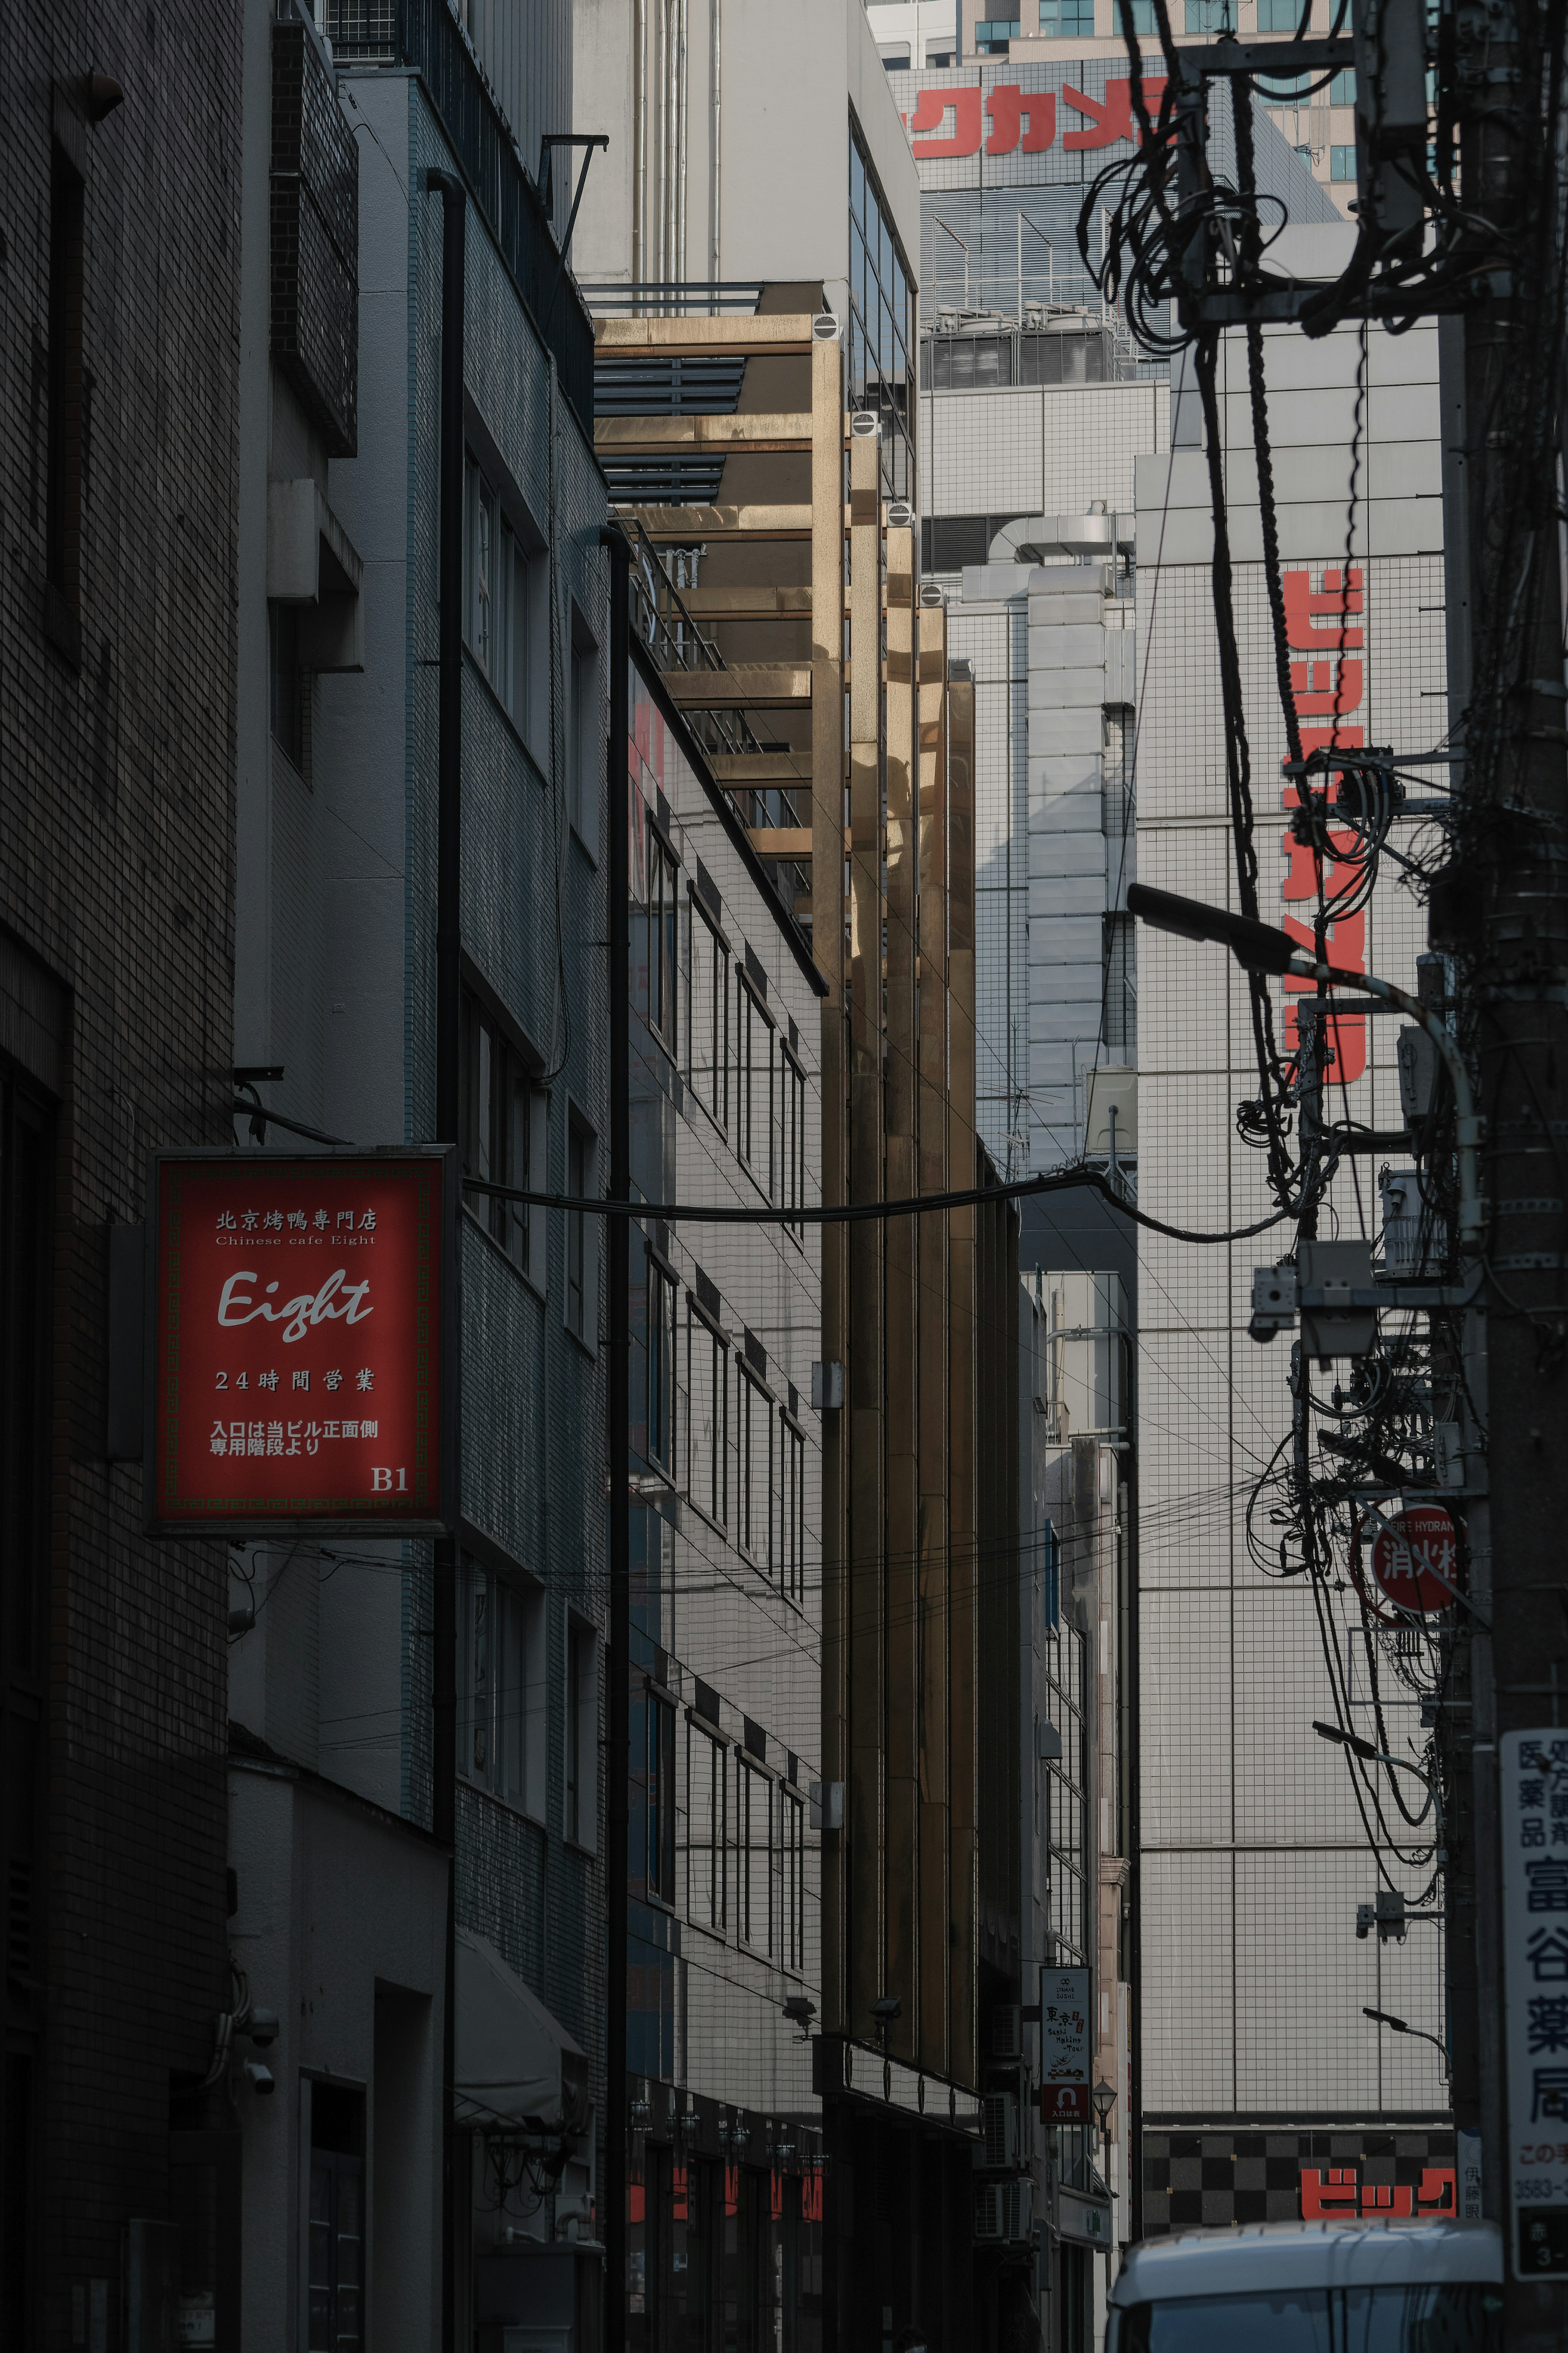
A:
[1446,3,1568,2336]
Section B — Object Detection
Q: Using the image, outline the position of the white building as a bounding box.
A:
[1134,224,1452,2228]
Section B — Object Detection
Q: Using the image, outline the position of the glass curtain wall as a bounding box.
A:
[847,124,915,506]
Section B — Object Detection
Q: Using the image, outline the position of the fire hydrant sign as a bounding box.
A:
[148,1150,456,1534]
[1502,1726,1568,2279]
[1040,1966,1091,2123]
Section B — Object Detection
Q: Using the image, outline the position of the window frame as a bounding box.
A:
[778,1040,806,1229]
[565,1616,599,1853]
[459,984,546,1291]
[780,1412,806,1608]
[462,445,546,754]
[455,1556,544,1818]
[646,1256,680,1477]
[643,823,680,1064]
[735,1364,775,1577]
[686,890,731,1135]
[737,1756,773,1957]
[686,1718,727,1936]
[734,973,774,1192]
[780,1785,806,1976]
[684,1296,729,1530]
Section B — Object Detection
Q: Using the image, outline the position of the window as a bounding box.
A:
[1038,0,1093,31]
[566,1117,596,1345]
[973,18,1020,45]
[456,1559,531,1806]
[269,602,305,771]
[687,1723,726,1932]
[1256,0,1309,24]
[781,1416,806,1606]
[686,1303,728,1527]
[1184,0,1233,26]
[847,125,915,504]
[1330,66,1356,105]
[569,608,599,848]
[738,1762,771,1954]
[647,1260,679,1474]
[1121,0,1160,27]
[735,978,772,1183]
[463,451,535,737]
[460,990,542,1282]
[688,899,729,1130]
[566,1619,597,1849]
[635,1686,677,1903]
[736,1369,773,1574]
[307,2084,364,2353]
[780,1788,805,1975]
[643,827,679,1059]
[1331,144,1358,181]
[779,1046,805,1226]
[46,143,86,659]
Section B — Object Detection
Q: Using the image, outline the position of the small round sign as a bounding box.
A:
[1369,1504,1461,1615]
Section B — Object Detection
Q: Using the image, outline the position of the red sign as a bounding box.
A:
[904,76,1166,161]
[149,1151,454,1533]
[1370,1504,1462,1615]
[1280,563,1370,1084]
[1042,2081,1090,2122]
[1301,2165,1455,2222]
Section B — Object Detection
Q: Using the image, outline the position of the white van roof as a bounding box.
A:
[1110,2219,1503,2305]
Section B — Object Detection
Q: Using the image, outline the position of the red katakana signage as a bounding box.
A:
[1301,2164,1456,2222]
[147,1149,457,1534]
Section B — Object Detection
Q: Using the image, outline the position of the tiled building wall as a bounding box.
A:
[1135,308,1450,2210]
[1,0,242,2327]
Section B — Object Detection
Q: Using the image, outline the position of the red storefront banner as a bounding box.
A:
[148,1149,456,1534]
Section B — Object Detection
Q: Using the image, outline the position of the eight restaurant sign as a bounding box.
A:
[147,1149,457,1535]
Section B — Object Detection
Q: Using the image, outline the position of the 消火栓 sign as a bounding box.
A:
[148,1149,456,1534]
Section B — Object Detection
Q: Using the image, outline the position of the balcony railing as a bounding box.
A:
[321,0,595,431]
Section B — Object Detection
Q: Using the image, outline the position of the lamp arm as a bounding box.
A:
[1287,956,1482,1248]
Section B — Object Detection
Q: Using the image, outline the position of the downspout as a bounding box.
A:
[634,0,646,291]
[710,0,721,285]
[424,164,466,2353]
[600,522,633,2353]
[676,0,688,288]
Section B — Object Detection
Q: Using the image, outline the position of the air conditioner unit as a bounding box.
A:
[974,2178,1032,2246]
[992,2006,1023,2062]
[977,2093,1021,2171]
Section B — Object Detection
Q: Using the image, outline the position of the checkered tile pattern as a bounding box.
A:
[1141,2128,1458,2235]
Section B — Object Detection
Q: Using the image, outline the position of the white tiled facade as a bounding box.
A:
[1134,248,1449,2126]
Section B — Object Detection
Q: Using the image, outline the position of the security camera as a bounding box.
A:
[871,1996,902,2023]
[243,2061,275,2095]
[243,2008,279,2047]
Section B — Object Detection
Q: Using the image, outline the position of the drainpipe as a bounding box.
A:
[709,0,721,285]
[425,165,466,2353]
[601,521,632,2353]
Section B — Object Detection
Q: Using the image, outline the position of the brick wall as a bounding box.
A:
[0,3,240,2339]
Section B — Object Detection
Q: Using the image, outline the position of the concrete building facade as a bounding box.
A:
[229,3,611,2345]
[0,5,243,2343]
[1133,225,1452,2230]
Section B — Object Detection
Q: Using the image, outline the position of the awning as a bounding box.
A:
[454,1927,590,2134]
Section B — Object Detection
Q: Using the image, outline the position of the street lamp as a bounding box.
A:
[1363,2005,1451,2077]
[1124,884,1482,1246]
[1091,2078,1118,2151]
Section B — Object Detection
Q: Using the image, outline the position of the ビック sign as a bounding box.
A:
[149,1150,455,1534]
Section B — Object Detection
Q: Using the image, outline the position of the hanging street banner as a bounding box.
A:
[1040,1964,1092,2123]
[147,1149,457,1535]
[1502,1726,1568,2279]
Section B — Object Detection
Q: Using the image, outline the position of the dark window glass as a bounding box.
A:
[307,2087,364,2353]
[460,992,536,1275]
[269,603,304,769]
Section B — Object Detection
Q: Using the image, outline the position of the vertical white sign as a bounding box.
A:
[1040,1965,1092,2124]
[1502,1725,1568,2278]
